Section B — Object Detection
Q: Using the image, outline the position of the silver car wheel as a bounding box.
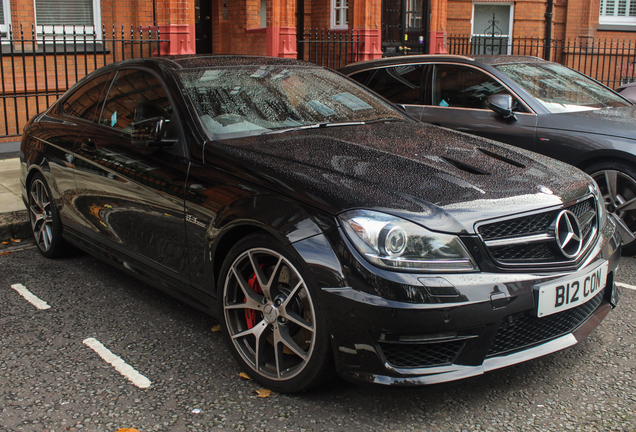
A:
[223,247,317,382]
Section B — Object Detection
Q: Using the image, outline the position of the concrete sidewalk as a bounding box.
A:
[0,157,30,242]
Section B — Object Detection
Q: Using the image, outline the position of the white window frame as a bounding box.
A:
[0,0,11,36]
[33,0,102,42]
[331,0,348,30]
[471,2,514,55]
[599,0,636,26]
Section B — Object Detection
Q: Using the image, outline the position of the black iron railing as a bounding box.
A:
[447,35,636,89]
[298,29,362,69]
[0,24,165,137]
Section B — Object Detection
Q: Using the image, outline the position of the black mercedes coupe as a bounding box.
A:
[20,56,621,392]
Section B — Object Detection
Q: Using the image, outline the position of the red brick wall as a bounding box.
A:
[211,0,267,55]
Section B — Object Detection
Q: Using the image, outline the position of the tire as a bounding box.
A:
[28,173,67,258]
[217,233,334,392]
[587,162,636,256]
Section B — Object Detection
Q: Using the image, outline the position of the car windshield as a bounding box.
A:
[494,62,631,113]
[177,65,406,139]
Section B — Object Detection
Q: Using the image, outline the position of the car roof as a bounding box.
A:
[109,55,318,71]
[338,54,549,73]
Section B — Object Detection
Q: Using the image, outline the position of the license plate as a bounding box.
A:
[536,261,608,318]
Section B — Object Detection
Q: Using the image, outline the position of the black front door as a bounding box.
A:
[195,0,213,54]
[381,0,430,56]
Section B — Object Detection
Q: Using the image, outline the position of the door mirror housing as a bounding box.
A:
[131,117,177,148]
[487,94,517,121]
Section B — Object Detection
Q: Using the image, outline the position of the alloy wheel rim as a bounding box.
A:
[592,169,636,244]
[223,248,316,381]
[29,179,54,251]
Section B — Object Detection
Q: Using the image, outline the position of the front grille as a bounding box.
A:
[478,197,598,267]
[487,291,604,357]
[379,340,465,368]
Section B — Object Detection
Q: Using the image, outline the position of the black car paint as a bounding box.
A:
[20,56,621,387]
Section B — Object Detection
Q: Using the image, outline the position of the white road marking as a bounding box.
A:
[616,282,636,291]
[10,284,51,310]
[83,338,151,389]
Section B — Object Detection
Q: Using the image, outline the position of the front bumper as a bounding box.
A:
[294,216,621,386]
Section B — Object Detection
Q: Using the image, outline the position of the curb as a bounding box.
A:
[0,210,30,243]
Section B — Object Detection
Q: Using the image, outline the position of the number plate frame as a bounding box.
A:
[536,261,608,318]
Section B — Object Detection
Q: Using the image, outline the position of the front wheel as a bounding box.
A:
[588,162,636,255]
[217,233,334,392]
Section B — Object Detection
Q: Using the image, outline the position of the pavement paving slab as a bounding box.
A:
[0,157,29,242]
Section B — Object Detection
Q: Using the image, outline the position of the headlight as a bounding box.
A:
[339,210,478,272]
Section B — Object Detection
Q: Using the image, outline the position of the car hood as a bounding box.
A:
[206,121,593,234]
[538,106,636,141]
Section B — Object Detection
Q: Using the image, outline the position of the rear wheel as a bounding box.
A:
[28,173,66,258]
[217,233,334,392]
[587,162,636,256]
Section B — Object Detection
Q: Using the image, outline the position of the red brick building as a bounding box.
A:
[3,0,633,60]
[0,0,634,138]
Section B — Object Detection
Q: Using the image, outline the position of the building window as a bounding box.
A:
[0,0,11,36]
[331,0,348,29]
[260,0,266,28]
[34,0,102,41]
[471,3,513,55]
[599,0,636,25]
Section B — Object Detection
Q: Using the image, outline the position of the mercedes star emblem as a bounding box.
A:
[554,210,583,259]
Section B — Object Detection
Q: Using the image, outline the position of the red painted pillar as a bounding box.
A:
[429,31,448,54]
[155,0,196,55]
[352,0,382,61]
[266,0,297,58]
[267,26,297,58]
[353,28,382,60]
[158,24,196,55]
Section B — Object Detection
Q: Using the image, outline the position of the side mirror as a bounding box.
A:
[487,94,517,121]
[131,117,176,148]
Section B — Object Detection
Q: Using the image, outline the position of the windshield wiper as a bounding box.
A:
[262,121,366,135]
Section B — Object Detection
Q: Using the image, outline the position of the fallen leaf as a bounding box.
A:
[10,239,21,243]
[1,241,9,245]
[115,429,140,432]
[0,252,9,256]
[239,372,251,380]
[211,325,221,332]
[255,388,272,398]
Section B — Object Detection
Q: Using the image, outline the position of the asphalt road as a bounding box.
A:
[1,242,635,432]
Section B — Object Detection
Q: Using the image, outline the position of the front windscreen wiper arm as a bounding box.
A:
[262,121,366,135]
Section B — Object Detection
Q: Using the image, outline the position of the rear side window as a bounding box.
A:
[61,72,112,121]
[351,65,424,105]
[100,69,173,132]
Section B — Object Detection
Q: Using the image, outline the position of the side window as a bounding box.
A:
[61,72,112,121]
[355,65,424,105]
[432,65,510,109]
[100,69,173,132]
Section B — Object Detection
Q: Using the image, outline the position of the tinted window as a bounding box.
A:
[432,65,508,109]
[61,72,111,120]
[352,65,424,105]
[100,69,173,132]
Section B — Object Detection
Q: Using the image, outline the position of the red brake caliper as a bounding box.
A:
[245,269,264,329]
